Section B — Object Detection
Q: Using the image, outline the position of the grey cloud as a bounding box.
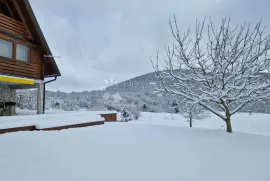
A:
[30,0,270,92]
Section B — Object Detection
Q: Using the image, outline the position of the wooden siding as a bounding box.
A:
[0,13,28,38]
[0,31,35,47]
[17,0,60,77]
[30,47,42,79]
[0,32,43,79]
[0,1,61,77]
[0,58,38,78]
[100,113,117,122]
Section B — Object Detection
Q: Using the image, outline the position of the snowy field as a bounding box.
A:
[132,112,270,136]
[4,109,269,136]
[0,110,270,181]
[0,124,270,181]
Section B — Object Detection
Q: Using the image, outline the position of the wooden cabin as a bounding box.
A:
[0,0,60,116]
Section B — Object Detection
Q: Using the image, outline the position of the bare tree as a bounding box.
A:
[152,17,270,133]
[180,101,206,128]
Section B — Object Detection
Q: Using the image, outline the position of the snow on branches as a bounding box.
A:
[180,100,207,128]
[152,17,270,132]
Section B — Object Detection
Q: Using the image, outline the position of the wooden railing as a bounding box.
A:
[0,13,28,38]
[0,59,38,79]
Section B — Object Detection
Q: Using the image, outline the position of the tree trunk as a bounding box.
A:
[220,99,233,133]
[225,117,232,133]
[189,117,192,127]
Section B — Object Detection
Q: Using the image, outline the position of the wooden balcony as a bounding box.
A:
[0,13,28,38]
[0,59,39,79]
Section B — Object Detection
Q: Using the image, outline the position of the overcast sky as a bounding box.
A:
[29,0,270,92]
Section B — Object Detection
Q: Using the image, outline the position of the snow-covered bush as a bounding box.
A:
[111,93,122,103]
[120,105,141,122]
[129,106,141,120]
[102,92,124,112]
[103,92,122,103]
[120,108,132,122]
[180,101,207,127]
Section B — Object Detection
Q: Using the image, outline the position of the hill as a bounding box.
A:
[16,71,270,114]
[105,72,157,93]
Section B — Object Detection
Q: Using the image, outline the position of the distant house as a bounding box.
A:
[0,0,60,116]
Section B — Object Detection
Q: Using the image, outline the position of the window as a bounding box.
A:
[0,38,29,62]
[16,44,29,62]
[0,38,13,58]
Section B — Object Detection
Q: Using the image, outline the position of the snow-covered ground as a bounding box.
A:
[0,109,116,129]
[0,124,270,181]
[130,112,270,136]
[1,109,269,136]
[0,110,270,181]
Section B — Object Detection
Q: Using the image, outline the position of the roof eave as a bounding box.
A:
[22,0,61,77]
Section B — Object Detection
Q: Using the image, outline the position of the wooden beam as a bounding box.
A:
[0,0,15,19]
[0,28,38,48]
[12,41,16,59]
[10,0,33,40]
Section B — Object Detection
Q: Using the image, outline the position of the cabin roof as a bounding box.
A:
[20,0,61,77]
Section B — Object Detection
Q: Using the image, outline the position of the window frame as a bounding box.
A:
[0,37,13,59]
[15,43,30,62]
[0,36,30,63]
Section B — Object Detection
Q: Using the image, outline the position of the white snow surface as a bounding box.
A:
[0,110,112,129]
[130,112,270,136]
[0,124,270,181]
[0,110,270,181]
